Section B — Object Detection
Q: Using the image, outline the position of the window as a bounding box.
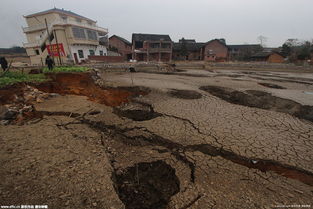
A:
[87,30,97,40]
[162,43,171,48]
[72,27,86,39]
[150,43,160,48]
[35,49,40,55]
[99,50,103,56]
[76,18,82,23]
[135,41,143,48]
[78,50,84,58]
[89,50,95,56]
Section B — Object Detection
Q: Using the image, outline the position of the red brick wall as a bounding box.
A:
[88,56,125,63]
[268,53,284,63]
[203,40,228,61]
[109,36,132,59]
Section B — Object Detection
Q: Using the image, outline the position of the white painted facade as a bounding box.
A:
[23,8,108,65]
[70,45,107,63]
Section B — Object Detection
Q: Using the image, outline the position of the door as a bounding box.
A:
[73,53,79,64]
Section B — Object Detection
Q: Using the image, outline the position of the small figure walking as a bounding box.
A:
[45,55,54,71]
[0,57,8,72]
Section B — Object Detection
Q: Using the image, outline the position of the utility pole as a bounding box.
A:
[54,29,62,65]
[45,18,54,63]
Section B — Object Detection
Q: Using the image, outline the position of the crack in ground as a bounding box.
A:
[200,85,313,122]
[34,111,313,186]
[38,111,313,187]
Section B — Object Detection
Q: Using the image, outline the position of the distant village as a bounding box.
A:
[18,8,313,66]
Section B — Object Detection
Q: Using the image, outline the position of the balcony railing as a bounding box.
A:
[148,48,172,53]
[23,18,108,34]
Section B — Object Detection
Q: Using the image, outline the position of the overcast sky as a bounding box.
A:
[0,0,312,48]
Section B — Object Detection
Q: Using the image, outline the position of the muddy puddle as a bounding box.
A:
[114,160,180,209]
[200,85,313,122]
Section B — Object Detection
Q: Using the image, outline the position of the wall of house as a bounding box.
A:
[203,40,228,61]
[188,51,201,60]
[267,53,284,63]
[109,37,132,60]
[25,13,58,28]
[27,28,71,66]
[70,45,107,63]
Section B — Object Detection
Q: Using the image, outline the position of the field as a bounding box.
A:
[0,64,313,209]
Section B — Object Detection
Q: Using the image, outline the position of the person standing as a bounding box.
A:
[45,55,54,70]
[0,57,8,72]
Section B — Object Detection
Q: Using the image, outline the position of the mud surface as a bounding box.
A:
[114,161,180,209]
[168,89,202,100]
[1,68,313,209]
[200,85,313,122]
[258,82,286,89]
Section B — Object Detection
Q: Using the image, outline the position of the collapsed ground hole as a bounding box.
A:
[34,72,149,107]
[113,101,161,121]
[258,82,286,89]
[114,160,180,209]
[200,85,313,122]
[168,89,202,100]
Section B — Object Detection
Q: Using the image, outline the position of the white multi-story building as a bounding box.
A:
[23,8,108,65]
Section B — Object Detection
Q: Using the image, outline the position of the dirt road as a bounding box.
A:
[1,68,313,209]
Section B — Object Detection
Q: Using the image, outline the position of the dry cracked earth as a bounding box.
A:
[1,67,313,209]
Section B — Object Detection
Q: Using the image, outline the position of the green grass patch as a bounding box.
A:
[0,72,48,87]
[43,66,89,73]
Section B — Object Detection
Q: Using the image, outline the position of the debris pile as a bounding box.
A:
[0,85,58,124]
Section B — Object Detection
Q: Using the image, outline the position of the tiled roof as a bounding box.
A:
[132,33,172,42]
[110,35,131,45]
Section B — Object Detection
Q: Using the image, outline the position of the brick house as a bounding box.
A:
[132,33,172,62]
[172,39,205,60]
[201,39,228,62]
[228,44,262,61]
[173,38,228,61]
[109,35,132,60]
[250,52,285,63]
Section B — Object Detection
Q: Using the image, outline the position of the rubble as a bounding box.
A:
[0,84,59,124]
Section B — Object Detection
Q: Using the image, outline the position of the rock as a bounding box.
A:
[92,202,97,207]
[1,120,10,125]
[24,94,35,102]
[49,93,59,97]
[0,106,17,120]
[36,98,43,103]
[41,93,50,99]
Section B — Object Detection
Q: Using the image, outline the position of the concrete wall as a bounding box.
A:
[88,55,124,63]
